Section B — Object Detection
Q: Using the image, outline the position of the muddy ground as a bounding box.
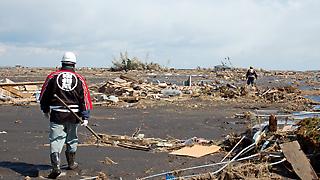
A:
[0,68,319,179]
[0,103,249,180]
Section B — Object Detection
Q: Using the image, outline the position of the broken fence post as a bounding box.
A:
[269,114,277,132]
[183,75,192,87]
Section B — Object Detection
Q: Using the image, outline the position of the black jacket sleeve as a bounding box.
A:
[40,78,54,113]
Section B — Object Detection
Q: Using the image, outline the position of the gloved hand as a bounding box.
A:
[43,112,50,119]
[81,120,88,126]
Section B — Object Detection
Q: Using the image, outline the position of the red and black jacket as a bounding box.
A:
[40,67,92,124]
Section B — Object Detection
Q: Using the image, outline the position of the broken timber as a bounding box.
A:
[0,81,44,87]
[117,142,150,151]
[281,141,318,180]
[268,114,277,132]
[120,74,138,83]
[235,113,292,118]
[1,86,33,98]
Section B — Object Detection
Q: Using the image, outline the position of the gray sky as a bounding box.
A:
[0,0,319,70]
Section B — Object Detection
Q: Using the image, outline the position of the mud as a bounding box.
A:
[0,104,247,180]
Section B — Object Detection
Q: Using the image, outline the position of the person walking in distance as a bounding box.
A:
[246,66,258,86]
[40,52,92,179]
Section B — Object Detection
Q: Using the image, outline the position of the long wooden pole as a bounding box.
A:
[0,81,44,86]
[53,94,101,140]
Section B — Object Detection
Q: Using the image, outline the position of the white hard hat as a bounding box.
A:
[61,51,77,64]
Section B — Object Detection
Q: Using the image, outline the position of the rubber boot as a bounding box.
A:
[65,151,78,170]
[48,152,61,179]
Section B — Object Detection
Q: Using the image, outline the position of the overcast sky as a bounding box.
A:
[0,0,319,70]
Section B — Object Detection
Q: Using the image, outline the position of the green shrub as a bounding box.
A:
[111,51,163,71]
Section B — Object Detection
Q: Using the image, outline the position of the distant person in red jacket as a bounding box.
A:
[40,52,92,179]
[246,66,258,86]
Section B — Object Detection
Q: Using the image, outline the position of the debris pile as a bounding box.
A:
[0,67,313,112]
[0,78,42,105]
[89,72,312,111]
[135,115,320,179]
[1,67,320,179]
[259,86,301,102]
[96,74,163,103]
[297,118,320,148]
[85,133,215,153]
[297,118,320,172]
[218,162,278,180]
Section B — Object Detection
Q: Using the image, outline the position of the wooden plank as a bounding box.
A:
[0,81,44,87]
[4,78,19,90]
[1,86,33,98]
[0,87,15,97]
[117,142,150,151]
[169,144,221,158]
[281,125,294,132]
[12,97,36,103]
[235,113,292,118]
[119,96,139,103]
[281,141,318,180]
[120,74,138,82]
[269,114,277,132]
[24,85,39,91]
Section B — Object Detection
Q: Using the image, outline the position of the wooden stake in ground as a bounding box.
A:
[269,114,277,132]
[281,141,318,180]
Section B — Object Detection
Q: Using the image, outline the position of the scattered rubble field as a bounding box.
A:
[0,67,319,179]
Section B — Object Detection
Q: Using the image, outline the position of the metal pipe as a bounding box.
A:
[172,152,284,180]
[212,143,256,175]
[80,177,99,180]
[137,153,260,180]
[269,158,286,166]
[221,136,245,162]
[177,150,285,180]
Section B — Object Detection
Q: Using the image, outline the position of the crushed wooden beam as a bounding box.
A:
[281,141,318,180]
[120,74,138,83]
[269,114,277,132]
[260,88,271,96]
[235,113,291,118]
[0,81,44,87]
[1,86,33,98]
[119,96,139,103]
[117,142,150,151]
[24,85,39,91]
[12,97,37,103]
[0,87,15,98]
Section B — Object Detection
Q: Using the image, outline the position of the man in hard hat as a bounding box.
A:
[246,66,258,86]
[40,52,92,179]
